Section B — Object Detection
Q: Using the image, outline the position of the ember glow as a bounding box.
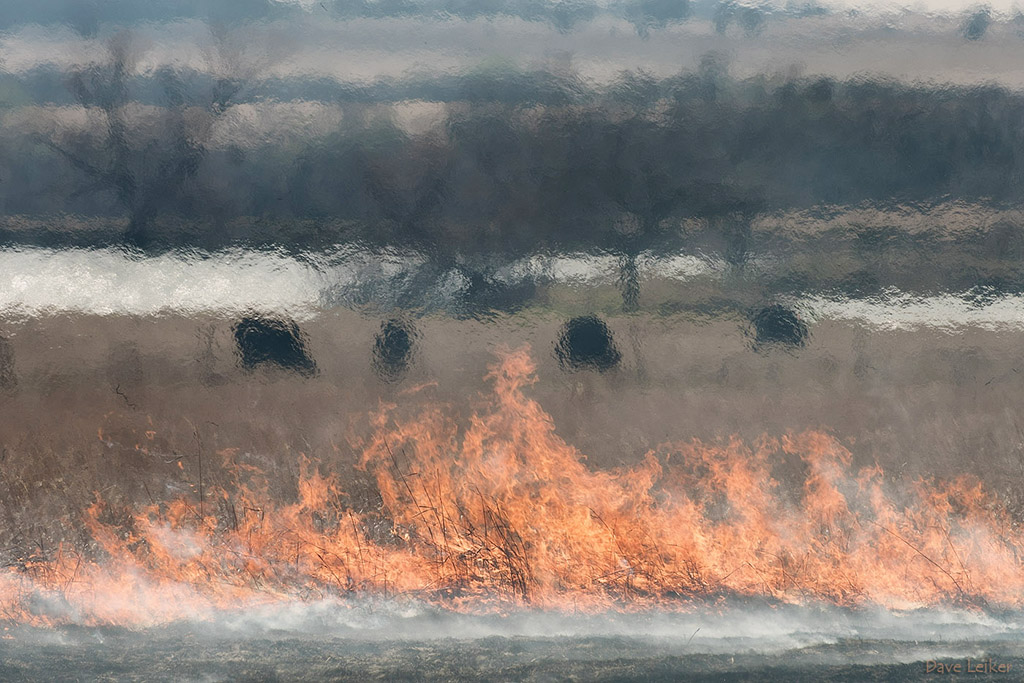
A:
[1,347,1022,628]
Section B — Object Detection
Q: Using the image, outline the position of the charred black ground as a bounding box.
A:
[2,622,1021,683]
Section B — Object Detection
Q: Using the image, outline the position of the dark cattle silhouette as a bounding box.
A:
[751,304,809,349]
[233,315,317,376]
[555,316,621,371]
[373,319,417,382]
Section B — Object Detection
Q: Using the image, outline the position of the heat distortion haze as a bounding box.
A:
[5,0,1024,681]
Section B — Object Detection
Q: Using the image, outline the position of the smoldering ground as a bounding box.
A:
[4,603,1024,681]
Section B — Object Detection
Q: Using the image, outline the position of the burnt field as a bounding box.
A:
[4,606,1024,682]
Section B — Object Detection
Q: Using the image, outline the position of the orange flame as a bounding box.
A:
[3,346,1024,626]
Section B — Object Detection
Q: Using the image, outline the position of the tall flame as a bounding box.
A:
[2,346,1024,627]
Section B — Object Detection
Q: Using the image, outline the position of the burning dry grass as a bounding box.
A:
[2,347,1024,627]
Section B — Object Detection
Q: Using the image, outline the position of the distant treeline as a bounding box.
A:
[2,58,1024,255]
[0,0,822,34]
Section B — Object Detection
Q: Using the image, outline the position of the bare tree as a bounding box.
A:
[42,23,292,248]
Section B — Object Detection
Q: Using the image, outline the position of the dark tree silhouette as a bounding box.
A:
[963,7,991,40]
